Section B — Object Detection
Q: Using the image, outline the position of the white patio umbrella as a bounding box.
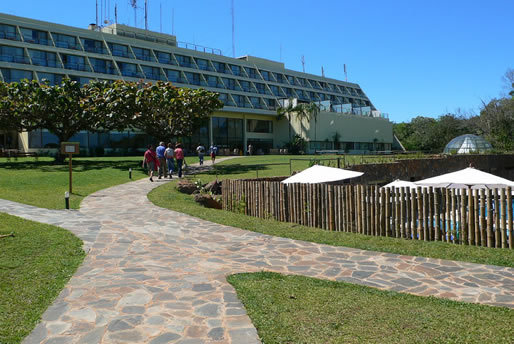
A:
[382,179,418,190]
[414,167,514,189]
[281,165,364,184]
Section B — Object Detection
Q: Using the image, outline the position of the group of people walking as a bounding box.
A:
[143,142,218,182]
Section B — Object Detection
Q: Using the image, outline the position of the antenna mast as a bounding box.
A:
[159,2,162,33]
[115,3,118,24]
[131,0,137,27]
[301,55,305,73]
[231,0,235,58]
[96,0,99,27]
[144,0,148,30]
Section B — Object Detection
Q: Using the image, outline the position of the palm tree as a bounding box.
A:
[276,99,320,141]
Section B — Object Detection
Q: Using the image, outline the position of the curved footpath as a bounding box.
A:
[0,175,513,343]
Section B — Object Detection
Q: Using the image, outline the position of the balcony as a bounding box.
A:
[55,40,79,50]
[0,55,29,64]
[0,32,19,41]
[63,62,89,72]
[31,57,58,67]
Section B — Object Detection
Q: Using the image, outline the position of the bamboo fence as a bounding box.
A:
[222,180,513,249]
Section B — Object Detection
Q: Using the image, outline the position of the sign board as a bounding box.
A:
[60,142,80,155]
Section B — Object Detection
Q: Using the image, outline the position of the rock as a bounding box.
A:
[204,180,222,195]
[194,193,222,209]
[176,180,197,194]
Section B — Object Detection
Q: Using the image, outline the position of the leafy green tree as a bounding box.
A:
[277,99,320,140]
[479,97,514,151]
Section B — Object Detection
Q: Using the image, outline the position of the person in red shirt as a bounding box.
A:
[174,143,185,178]
[143,144,160,182]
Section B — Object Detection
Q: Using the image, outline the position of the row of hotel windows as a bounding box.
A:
[0,23,366,97]
[0,66,370,111]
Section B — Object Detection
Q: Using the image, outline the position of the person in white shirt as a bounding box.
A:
[196,143,205,165]
[164,143,175,178]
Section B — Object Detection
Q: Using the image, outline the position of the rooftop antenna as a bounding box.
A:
[231,0,235,58]
[344,64,347,82]
[108,0,110,23]
[131,0,137,27]
[96,0,99,27]
[321,66,325,78]
[301,55,305,73]
[159,2,162,33]
[115,2,118,24]
[144,0,148,30]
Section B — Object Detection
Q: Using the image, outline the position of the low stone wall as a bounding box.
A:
[349,154,514,184]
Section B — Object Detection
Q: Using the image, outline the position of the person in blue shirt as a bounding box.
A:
[209,144,218,164]
[156,141,167,179]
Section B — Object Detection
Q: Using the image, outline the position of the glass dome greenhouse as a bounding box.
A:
[443,134,493,154]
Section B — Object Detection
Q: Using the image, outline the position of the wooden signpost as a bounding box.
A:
[60,142,79,193]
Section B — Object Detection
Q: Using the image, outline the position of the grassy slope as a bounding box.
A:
[0,157,147,209]
[228,272,514,344]
[0,213,85,343]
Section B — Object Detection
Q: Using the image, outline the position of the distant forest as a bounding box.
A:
[394,69,514,153]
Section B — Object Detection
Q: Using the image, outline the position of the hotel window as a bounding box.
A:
[166,69,183,83]
[20,28,49,45]
[230,65,241,76]
[218,93,233,106]
[1,68,32,82]
[37,72,63,85]
[207,75,218,87]
[222,78,237,90]
[232,95,246,107]
[69,75,92,85]
[309,79,320,89]
[266,98,276,109]
[270,85,280,96]
[132,47,152,61]
[118,62,140,77]
[255,83,266,94]
[248,97,262,108]
[0,24,19,40]
[184,72,201,85]
[53,33,79,50]
[296,89,307,100]
[90,57,117,75]
[260,70,270,81]
[155,51,172,64]
[245,67,257,79]
[108,43,129,58]
[195,58,209,70]
[284,87,293,97]
[240,80,251,92]
[61,54,87,71]
[287,75,295,85]
[297,78,306,87]
[274,73,284,83]
[212,61,227,73]
[81,38,106,54]
[29,49,58,67]
[247,119,272,133]
[175,54,192,67]
[0,46,28,64]
[141,65,162,80]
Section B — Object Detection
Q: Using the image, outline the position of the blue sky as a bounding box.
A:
[3,0,513,122]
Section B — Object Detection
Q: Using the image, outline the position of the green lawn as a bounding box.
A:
[228,272,513,344]
[149,157,514,267]
[0,156,147,209]
[0,213,85,343]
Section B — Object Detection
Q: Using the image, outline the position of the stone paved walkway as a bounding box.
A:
[0,171,513,343]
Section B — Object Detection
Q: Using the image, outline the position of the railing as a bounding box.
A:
[177,41,223,55]
[222,180,514,249]
[0,55,29,64]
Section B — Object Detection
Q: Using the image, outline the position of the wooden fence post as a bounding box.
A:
[460,189,467,245]
[400,187,405,238]
[500,188,507,248]
[494,188,500,248]
[434,188,440,241]
[508,186,512,249]
[385,187,391,237]
[479,189,485,246]
[411,188,417,240]
[486,188,493,247]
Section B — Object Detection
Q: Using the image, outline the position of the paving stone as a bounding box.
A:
[149,332,181,344]
[194,303,220,317]
[108,319,134,332]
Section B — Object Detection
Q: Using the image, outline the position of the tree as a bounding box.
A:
[277,99,320,141]
[130,82,223,142]
[479,97,514,151]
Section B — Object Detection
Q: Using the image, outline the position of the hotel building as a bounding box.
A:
[0,12,393,155]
